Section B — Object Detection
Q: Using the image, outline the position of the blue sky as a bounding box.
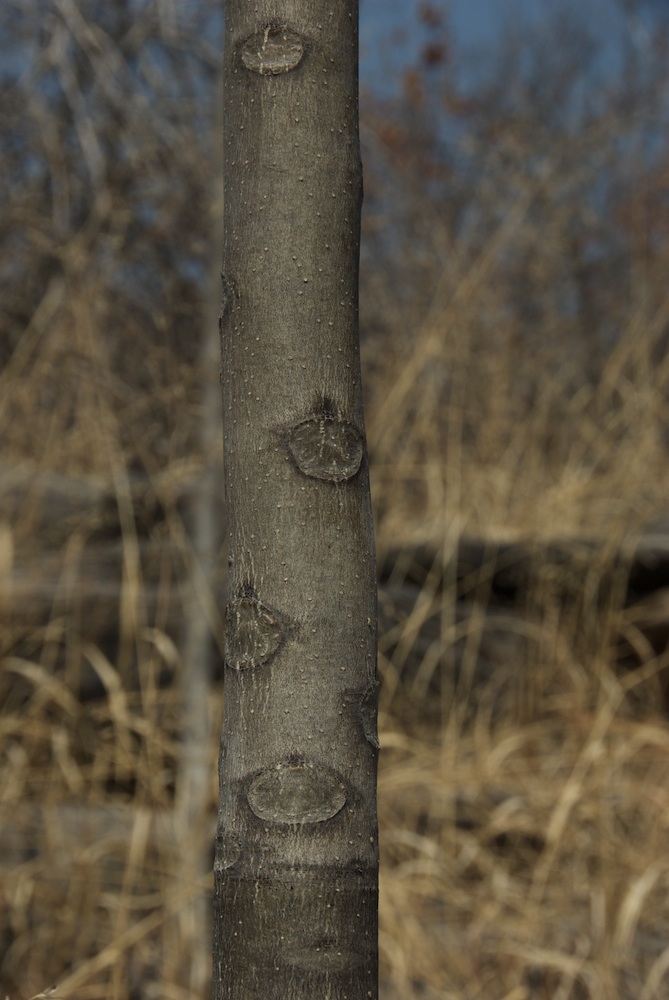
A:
[358,0,664,95]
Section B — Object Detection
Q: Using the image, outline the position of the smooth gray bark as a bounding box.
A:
[214,4,378,999]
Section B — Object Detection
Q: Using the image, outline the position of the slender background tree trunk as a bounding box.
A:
[213,3,378,999]
[175,69,225,993]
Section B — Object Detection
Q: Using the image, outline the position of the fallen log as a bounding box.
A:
[2,465,668,712]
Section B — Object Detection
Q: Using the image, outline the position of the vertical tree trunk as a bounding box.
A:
[214,4,378,1000]
[175,69,225,994]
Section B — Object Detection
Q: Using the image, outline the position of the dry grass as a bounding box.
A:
[3,2,669,999]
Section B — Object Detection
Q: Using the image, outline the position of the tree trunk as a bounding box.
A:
[214,4,378,1000]
[175,69,225,994]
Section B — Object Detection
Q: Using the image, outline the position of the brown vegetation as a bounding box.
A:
[2,1,669,998]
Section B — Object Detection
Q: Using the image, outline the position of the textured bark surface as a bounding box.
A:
[213,4,378,1000]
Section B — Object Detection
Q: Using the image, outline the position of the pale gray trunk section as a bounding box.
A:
[175,91,225,989]
[214,3,378,999]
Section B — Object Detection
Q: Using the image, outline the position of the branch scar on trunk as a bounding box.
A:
[287,414,364,483]
[247,762,347,824]
[240,25,306,76]
[225,590,292,670]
